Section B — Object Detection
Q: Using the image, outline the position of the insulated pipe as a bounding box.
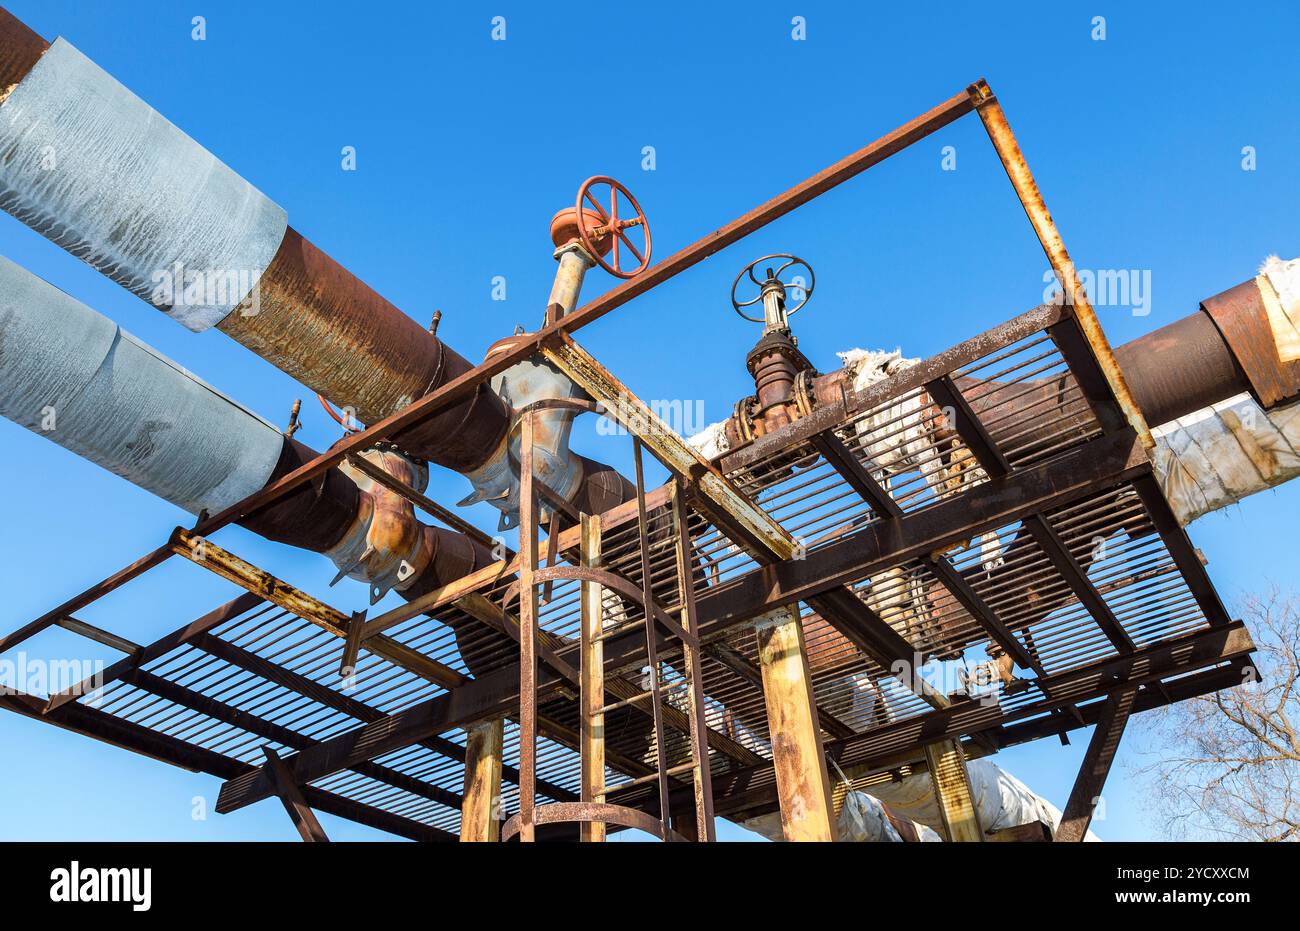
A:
[0,11,630,522]
[0,16,508,472]
[0,255,496,621]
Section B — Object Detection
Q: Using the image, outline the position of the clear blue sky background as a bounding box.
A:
[0,0,1296,841]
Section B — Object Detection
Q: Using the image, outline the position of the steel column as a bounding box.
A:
[460,719,504,842]
[755,607,838,841]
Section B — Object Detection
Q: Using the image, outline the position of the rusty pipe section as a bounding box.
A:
[219,229,511,474]
[460,227,635,528]
[0,13,509,476]
[711,264,1300,458]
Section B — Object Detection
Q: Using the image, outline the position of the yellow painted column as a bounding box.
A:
[755,607,837,841]
[460,718,504,842]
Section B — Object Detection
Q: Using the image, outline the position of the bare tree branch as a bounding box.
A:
[1130,585,1300,841]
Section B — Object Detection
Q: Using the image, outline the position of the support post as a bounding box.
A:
[517,412,539,843]
[579,512,606,842]
[755,607,837,841]
[262,746,330,843]
[672,479,717,842]
[460,718,503,842]
[924,738,983,842]
[1056,686,1137,842]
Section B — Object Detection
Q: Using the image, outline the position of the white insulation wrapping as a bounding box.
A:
[837,790,943,842]
[740,760,1093,841]
[866,759,1099,840]
[0,255,285,514]
[0,38,287,331]
[1152,393,1300,525]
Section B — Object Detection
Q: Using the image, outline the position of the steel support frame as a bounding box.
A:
[512,408,717,841]
[1,79,980,659]
[0,77,1241,843]
[212,429,1158,813]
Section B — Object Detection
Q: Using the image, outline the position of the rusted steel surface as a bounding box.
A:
[2,688,456,841]
[501,801,680,842]
[168,528,470,689]
[241,437,359,551]
[924,739,983,842]
[0,6,47,96]
[1056,686,1136,842]
[1113,311,1248,427]
[43,592,265,714]
[1202,278,1297,409]
[579,513,606,842]
[262,746,331,842]
[213,428,1154,813]
[183,85,982,546]
[222,228,510,472]
[628,624,1256,822]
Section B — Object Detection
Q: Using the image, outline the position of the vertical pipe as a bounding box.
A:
[924,738,983,842]
[460,719,504,842]
[579,512,606,843]
[755,606,838,841]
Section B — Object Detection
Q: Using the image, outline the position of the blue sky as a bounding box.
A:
[0,0,1297,841]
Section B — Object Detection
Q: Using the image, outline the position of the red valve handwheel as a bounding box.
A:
[575,176,652,279]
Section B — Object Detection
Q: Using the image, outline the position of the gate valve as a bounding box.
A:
[730,253,814,332]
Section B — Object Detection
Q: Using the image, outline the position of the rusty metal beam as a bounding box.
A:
[924,372,1138,655]
[1022,515,1136,653]
[214,432,1154,811]
[1,689,453,841]
[928,554,1040,672]
[191,631,575,803]
[44,592,267,713]
[967,79,1152,451]
[545,334,943,710]
[755,608,838,841]
[263,746,330,842]
[579,513,606,842]
[809,430,902,518]
[1130,475,1234,627]
[170,87,975,551]
[618,624,1255,821]
[1056,686,1137,842]
[168,528,466,689]
[118,664,465,811]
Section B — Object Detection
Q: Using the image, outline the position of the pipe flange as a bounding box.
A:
[793,368,820,419]
[733,395,758,445]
